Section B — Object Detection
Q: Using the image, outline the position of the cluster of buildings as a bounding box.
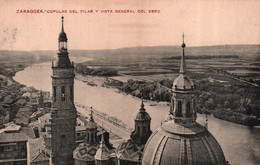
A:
[0,17,228,165]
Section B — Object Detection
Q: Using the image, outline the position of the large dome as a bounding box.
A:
[142,120,226,165]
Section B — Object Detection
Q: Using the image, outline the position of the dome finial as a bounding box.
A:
[182,33,185,45]
[180,33,186,74]
[61,16,64,32]
[140,99,145,112]
[90,107,94,121]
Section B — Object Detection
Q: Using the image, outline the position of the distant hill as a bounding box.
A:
[69,45,260,60]
[0,45,259,63]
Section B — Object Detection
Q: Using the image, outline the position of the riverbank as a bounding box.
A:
[75,72,260,127]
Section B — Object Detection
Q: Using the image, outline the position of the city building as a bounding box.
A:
[142,34,227,165]
[0,124,29,165]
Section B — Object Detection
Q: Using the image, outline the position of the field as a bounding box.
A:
[71,45,260,84]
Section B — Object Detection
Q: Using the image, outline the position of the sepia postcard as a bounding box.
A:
[0,0,259,165]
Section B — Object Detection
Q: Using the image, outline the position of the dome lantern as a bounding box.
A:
[58,16,68,50]
[53,16,73,68]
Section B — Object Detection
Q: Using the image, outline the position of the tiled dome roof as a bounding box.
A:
[142,120,226,165]
[73,143,98,161]
[116,139,144,162]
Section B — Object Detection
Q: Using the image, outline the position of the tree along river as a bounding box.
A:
[14,61,260,165]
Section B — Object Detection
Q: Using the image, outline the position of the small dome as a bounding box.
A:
[135,100,151,121]
[172,74,194,90]
[135,111,151,121]
[86,120,97,129]
[58,31,67,42]
[142,120,226,165]
[58,16,68,42]
[86,109,97,129]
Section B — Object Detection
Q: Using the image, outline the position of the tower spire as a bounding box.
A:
[180,33,186,74]
[61,16,64,32]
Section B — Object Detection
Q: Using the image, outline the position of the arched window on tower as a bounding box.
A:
[170,99,174,114]
[186,101,192,117]
[70,85,73,101]
[53,86,56,102]
[143,126,146,133]
[61,86,65,101]
[176,101,182,117]
[193,99,196,111]
[91,133,94,142]
[137,126,140,135]
[61,135,67,149]
[86,133,89,142]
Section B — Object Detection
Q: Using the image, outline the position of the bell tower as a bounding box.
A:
[50,16,77,165]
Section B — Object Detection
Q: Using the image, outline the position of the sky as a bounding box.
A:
[0,0,259,50]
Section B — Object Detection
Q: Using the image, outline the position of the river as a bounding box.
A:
[14,61,260,165]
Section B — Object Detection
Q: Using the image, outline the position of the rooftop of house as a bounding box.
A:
[0,124,31,143]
